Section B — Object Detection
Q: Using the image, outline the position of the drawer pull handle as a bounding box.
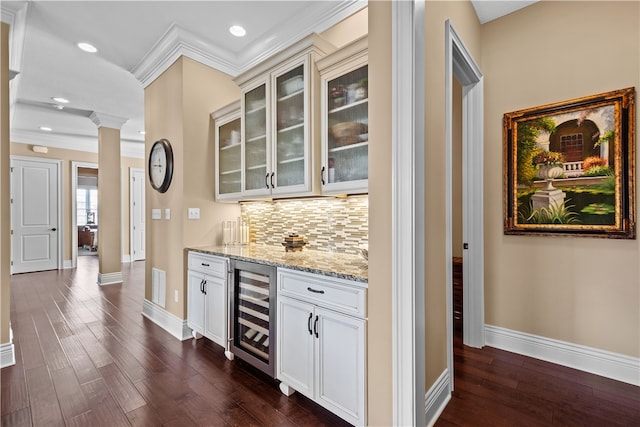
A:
[307,287,325,294]
[201,263,210,267]
[307,312,313,335]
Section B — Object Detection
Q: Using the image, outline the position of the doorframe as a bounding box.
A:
[129,167,144,261]
[391,1,425,425]
[71,161,98,268]
[10,155,63,271]
[444,20,485,390]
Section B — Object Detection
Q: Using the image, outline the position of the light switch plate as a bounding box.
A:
[164,208,171,220]
[151,209,161,220]
[188,208,200,219]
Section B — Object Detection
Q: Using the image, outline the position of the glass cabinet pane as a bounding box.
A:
[218,118,241,195]
[275,65,305,188]
[326,65,368,184]
[245,84,268,191]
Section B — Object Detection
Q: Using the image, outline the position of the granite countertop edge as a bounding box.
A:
[186,245,368,284]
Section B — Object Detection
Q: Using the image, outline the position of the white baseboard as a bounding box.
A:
[63,259,73,269]
[122,254,131,263]
[425,369,451,427]
[1,341,16,368]
[485,324,640,386]
[97,271,123,286]
[142,299,192,341]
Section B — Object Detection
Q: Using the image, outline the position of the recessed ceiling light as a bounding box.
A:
[77,42,98,53]
[39,126,53,132]
[52,97,69,104]
[229,25,246,37]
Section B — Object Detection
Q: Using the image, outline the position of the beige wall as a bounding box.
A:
[1,22,11,345]
[482,1,639,357]
[144,57,240,318]
[321,6,368,49]
[424,0,482,388]
[10,143,144,262]
[367,2,392,425]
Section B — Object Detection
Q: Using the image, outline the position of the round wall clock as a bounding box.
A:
[149,138,174,193]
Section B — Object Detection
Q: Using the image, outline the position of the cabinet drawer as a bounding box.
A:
[188,252,227,278]
[278,269,366,318]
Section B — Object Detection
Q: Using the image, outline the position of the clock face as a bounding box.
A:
[148,139,173,193]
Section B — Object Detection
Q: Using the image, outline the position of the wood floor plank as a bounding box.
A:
[80,377,132,427]
[24,365,65,427]
[0,352,29,415]
[58,335,101,385]
[125,405,165,427]
[31,309,70,372]
[97,363,146,414]
[0,407,32,427]
[49,366,90,421]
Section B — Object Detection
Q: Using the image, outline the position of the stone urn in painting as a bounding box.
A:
[533,150,565,191]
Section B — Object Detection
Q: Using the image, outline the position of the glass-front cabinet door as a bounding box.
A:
[273,63,307,192]
[318,36,368,195]
[243,81,270,196]
[214,101,242,200]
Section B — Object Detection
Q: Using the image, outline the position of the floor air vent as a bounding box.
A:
[151,268,166,308]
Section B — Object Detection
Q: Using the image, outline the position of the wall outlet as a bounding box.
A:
[151,209,161,220]
[188,207,200,219]
[164,208,171,220]
[174,289,179,302]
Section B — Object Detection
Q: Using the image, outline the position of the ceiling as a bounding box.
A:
[1,1,536,159]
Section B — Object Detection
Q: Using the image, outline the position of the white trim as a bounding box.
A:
[10,132,144,159]
[142,299,192,341]
[122,254,131,263]
[0,341,15,368]
[485,325,640,386]
[132,1,366,87]
[97,271,123,286]
[392,1,425,426]
[89,112,128,130]
[129,167,145,262]
[425,369,452,427]
[63,259,73,269]
[444,20,485,394]
[72,161,99,269]
[1,1,28,123]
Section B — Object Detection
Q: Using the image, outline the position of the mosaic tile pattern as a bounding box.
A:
[240,196,368,255]
[188,244,368,283]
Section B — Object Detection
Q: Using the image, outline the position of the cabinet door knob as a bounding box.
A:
[321,166,325,186]
[307,312,313,335]
[265,173,270,189]
[313,315,319,338]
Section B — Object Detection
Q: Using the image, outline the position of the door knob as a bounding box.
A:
[50,228,57,231]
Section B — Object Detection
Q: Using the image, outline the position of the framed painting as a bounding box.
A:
[503,87,635,238]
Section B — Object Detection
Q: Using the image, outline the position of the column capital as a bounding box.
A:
[89,111,128,129]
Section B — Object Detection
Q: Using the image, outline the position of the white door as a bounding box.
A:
[187,270,206,336]
[315,307,366,426]
[131,168,145,261]
[11,158,60,273]
[277,296,315,399]
[204,274,226,348]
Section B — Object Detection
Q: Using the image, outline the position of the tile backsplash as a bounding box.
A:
[241,196,368,255]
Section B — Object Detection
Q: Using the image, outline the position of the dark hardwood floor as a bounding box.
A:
[2,258,639,426]
[1,257,350,427]
[436,334,640,426]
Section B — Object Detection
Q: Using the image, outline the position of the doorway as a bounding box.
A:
[10,156,62,273]
[445,20,485,391]
[71,161,98,267]
[130,168,145,261]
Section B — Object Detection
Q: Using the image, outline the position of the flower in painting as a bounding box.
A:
[532,150,565,167]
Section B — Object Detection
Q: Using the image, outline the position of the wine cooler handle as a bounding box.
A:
[307,312,313,335]
[321,166,325,186]
[313,315,319,338]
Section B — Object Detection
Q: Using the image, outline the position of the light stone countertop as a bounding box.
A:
[186,244,368,283]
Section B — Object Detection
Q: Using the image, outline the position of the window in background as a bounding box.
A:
[77,188,98,226]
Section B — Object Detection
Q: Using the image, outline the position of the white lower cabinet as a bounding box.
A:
[277,269,366,426]
[187,252,228,349]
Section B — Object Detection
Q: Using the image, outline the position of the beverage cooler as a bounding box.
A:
[228,260,277,377]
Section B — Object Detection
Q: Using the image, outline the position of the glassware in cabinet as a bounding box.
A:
[213,100,243,200]
[243,83,270,193]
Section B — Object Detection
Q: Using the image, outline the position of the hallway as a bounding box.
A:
[1,257,347,426]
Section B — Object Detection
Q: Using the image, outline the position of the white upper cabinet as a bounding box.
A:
[213,101,242,201]
[317,36,368,195]
[234,34,335,199]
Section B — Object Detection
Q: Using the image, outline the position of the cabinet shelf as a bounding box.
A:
[328,98,368,114]
[246,105,266,115]
[278,122,304,134]
[278,89,304,102]
[220,143,241,151]
[329,141,368,153]
[247,164,267,171]
[247,134,267,143]
[220,168,241,176]
[279,156,304,165]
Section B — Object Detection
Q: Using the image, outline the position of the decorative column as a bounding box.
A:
[90,112,127,285]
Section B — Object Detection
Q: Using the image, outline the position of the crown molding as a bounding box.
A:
[132,23,238,88]
[132,0,367,88]
[89,111,128,129]
[2,2,28,124]
[11,130,144,159]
